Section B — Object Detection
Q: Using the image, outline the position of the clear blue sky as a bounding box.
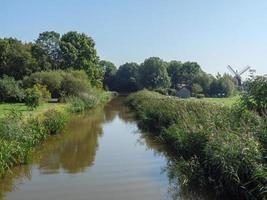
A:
[1,0,267,76]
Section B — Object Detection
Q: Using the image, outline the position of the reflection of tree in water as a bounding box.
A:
[0,164,32,199]
[0,106,105,198]
[36,106,105,174]
[104,97,135,123]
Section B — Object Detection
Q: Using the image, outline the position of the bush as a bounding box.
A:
[241,76,267,115]
[23,70,91,99]
[0,75,24,102]
[43,109,68,134]
[24,85,42,109]
[23,70,63,98]
[61,70,91,97]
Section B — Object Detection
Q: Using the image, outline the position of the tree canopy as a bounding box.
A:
[139,57,170,90]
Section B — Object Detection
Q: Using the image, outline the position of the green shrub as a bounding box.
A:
[241,76,267,115]
[23,70,91,99]
[24,85,42,109]
[0,140,29,177]
[61,70,91,97]
[23,70,63,98]
[43,109,68,134]
[0,75,24,102]
[67,96,86,112]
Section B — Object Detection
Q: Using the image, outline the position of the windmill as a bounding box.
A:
[227,65,251,88]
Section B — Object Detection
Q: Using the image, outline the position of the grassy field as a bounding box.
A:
[0,103,68,118]
[192,96,240,107]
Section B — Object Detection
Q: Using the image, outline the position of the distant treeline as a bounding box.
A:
[101,58,237,97]
[0,31,236,100]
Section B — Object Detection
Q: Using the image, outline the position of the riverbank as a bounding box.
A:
[127,90,267,199]
[0,90,113,178]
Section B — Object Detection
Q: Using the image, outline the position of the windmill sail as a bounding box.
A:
[239,66,250,75]
[227,65,238,76]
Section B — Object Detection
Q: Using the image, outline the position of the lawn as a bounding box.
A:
[0,103,68,118]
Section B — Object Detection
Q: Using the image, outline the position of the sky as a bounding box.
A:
[1,0,267,76]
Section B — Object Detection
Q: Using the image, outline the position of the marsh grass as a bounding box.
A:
[128,90,267,199]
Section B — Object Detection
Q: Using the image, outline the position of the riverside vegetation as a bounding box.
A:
[0,89,112,178]
[0,31,114,178]
[127,78,267,199]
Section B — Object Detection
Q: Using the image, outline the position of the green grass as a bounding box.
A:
[190,96,240,107]
[0,103,68,119]
[127,90,267,199]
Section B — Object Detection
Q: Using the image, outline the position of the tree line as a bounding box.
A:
[0,30,237,104]
[101,57,237,97]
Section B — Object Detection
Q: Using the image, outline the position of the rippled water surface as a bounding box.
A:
[0,97,211,200]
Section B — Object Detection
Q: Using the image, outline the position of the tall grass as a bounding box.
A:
[128,90,267,199]
[0,90,112,178]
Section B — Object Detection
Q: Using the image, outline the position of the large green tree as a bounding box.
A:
[32,31,61,71]
[60,31,103,86]
[0,38,36,80]
[115,62,139,92]
[100,60,117,90]
[167,60,183,89]
[139,57,170,90]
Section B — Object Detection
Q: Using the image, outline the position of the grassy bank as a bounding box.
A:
[0,90,112,178]
[128,90,267,199]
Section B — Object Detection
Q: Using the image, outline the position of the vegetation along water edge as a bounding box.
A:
[127,86,267,199]
[0,89,113,178]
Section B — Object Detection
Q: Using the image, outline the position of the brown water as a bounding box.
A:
[0,97,210,200]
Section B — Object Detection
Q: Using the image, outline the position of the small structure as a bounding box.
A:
[177,87,191,98]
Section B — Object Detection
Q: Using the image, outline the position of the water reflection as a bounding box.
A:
[0,97,213,200]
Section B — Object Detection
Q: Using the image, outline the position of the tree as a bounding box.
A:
[180,62,202,86]
[241,76,267,115]
[60,31,103,86]
[191,83,203,96]
[115,62,139,92]
[99,60,117,90]
[0,75,24,102]
[139,57,170,90]
[167,60,183,89]
[0,38,36,80]
[209,74,236,97]
[32,31,61,70]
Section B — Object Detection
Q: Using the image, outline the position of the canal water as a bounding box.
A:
[0,97,210,200]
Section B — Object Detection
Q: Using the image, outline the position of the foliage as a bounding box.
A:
[24,85,43,109]
[67,89,112,112]
[115,62,139,92]
[23,70,90,98]
[43,109,68,134]
[241,76,267,115]
[60,31,103,86]
[127,90,267,199]
[32,31,61,70]
[191,83,203,96]
[209,74,236,97]
[0,75,24,102]
[0,38,36,80]
[100,60,117,90]
[139,57,170,90]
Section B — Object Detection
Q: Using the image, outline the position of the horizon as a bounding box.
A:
[1,0,267,77]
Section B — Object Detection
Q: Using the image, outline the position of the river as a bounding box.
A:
[0,97,211,200]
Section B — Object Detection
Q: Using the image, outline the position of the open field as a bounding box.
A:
[190,96,240,107]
